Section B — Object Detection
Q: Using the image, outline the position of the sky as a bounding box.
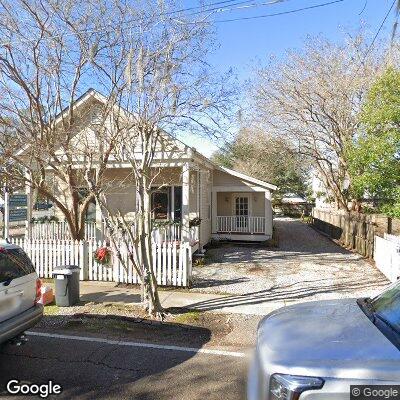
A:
[179,0,395,157]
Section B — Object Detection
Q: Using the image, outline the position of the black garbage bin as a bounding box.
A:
[52,265,80,307]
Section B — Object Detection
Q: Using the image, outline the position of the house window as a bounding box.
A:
[151,189,169,220]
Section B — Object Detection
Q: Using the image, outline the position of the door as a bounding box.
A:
[151,186,182,221]
[234,196,249,231]
[151,188,169,220]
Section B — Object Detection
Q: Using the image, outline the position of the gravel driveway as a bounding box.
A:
[192,218,389,304]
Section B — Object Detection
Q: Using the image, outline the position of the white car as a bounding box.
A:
[248,281,400,399]
[0,241,43,345]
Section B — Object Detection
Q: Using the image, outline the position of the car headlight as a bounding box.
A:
[269,374,324,400]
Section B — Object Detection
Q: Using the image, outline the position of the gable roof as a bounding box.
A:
[23,88,277,190]
[217,166,277,191]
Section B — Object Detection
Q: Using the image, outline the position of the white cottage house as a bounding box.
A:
[24,89,277,253]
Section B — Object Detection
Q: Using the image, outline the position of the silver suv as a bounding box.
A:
[0,241,43,344]
[248,281,400,400]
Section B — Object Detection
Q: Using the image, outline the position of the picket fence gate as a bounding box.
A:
[374,233,400,283]
[10,237,192,287]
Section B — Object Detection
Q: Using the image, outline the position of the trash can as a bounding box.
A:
[52,265,80,307]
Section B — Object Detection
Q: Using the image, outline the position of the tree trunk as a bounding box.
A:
[139,174,164,317]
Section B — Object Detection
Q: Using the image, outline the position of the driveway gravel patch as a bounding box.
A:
[192,218,389,303]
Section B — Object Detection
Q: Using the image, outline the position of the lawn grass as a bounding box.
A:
[173,310,202,324]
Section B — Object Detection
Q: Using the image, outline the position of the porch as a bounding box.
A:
[211,189,273,241]
[29,162,206,254]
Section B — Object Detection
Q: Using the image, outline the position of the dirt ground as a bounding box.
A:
[36,302,262,350]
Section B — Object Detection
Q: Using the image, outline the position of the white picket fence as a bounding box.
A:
[374,233,400,282]
[10,237,192,287]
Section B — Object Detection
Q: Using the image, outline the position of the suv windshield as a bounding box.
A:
[0,248,35,284]
[370,281,400,333]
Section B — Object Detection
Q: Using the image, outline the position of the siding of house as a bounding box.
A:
[213,170,254,188]
[54,99,104,156]
[103,169,136,215]
[151,168,183,186]
[102,167,185,217]
[63,98,189,161]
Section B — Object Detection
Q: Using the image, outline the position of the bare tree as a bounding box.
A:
[250,32,387,210]
[0,0,233,316]
[0,0,123,239]
[82,3,234,316]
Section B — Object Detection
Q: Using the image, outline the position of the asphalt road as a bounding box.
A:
[0,333,248,400]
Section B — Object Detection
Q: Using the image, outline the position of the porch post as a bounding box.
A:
[264,190,272,237]
[170,185,175,221]
[182,162,190,242]
[211,190,217,233]
[25,169,33,238]
[196,170,200,217]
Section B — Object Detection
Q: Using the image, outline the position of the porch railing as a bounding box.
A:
[151,224,199,245]
[29,220,199,245]
[216,216,265,234]
[30,221,98,240]
[151,224,181,243]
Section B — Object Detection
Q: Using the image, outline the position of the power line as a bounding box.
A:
[119,0,268,28]
[104,0,292,32]
[8,0,291,40]
[170,0,259,14]
[1,0,342,40]
[359,0,396,66]
[210,0,345,23]
[184,0,288,17]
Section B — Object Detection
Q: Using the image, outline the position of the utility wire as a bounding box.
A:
[12,0,291,39]
[358,0,396,67]
[1,0,342,40]
[170,0,262,14]
[120,0,272,27]
[210,0,345,23]
[184,0,288,17]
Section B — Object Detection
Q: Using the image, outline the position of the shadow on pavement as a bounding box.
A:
[188,277,390,312]
[0,314,231,400]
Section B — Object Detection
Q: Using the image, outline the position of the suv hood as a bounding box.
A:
[258,299,400,381]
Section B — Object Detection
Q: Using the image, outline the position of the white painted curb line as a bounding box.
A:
[27,331,246,358]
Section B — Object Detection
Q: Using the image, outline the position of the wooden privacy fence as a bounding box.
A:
[374,233,400,282]
[312,208,400,258]
[10,237,192,287]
